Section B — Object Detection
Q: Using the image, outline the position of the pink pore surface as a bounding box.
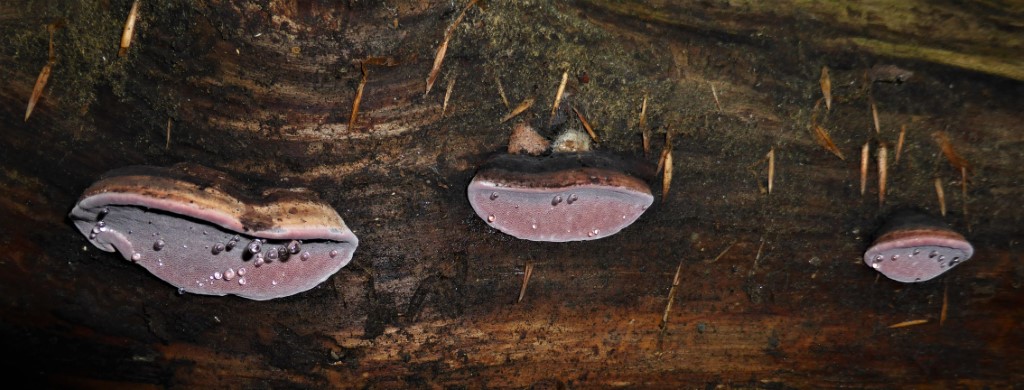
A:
[468,178,653,242]
[863,233,973,283]
[74,205,357,300]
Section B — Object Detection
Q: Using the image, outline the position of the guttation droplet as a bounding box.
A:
[238,277,247,286]
[287,240,301,254]
[487,214,496,222]
[211,243,225,255]
[300,251,311,261]
[329,250,338,258]
[551,195,563,206]
[929,250,939,258]
[153,239,166,251]
[267,249,279,261]
[247,240,262,254]
[567,193,578,204]
[226,235,240,251]
[254,254,265,267]
[237,267,246,276]
[213,271,223,280]
[223,268,235,281]
[489,192,499,201]
[131,252,142,262]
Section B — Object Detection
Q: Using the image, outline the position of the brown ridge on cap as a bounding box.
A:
[474,167,651,195]
[473,152,655,194]
[873,227,967,244]
[91,163,261,204]
[78,163,345,234]
[479,153,656,180]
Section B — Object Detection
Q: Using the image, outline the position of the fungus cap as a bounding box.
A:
[864,209,973,283]
[69,163,358,300]
[468,153,654,242]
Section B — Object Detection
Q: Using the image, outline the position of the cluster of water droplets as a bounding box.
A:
[211,235,241,255]
[87,208,151,262]
[870,246,963,270]
[205,238,319,287]
[87,208,112,240]
[85,204,353,298]
[549,193,579,206]
[143,228,327,289]
[485,191,581,226]
[209,266,248,285]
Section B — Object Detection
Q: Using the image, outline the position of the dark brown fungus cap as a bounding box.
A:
[468,152,655,242]
[864,208,973,283]
[69,163,358,300]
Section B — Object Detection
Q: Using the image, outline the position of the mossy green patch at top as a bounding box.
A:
[3,1,206,119]
[4,2,133,114]
[457,2,728,152]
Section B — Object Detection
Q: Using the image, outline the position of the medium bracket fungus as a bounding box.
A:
[864,208,973,283]
[69,163,359,300]
[468,124,655,242]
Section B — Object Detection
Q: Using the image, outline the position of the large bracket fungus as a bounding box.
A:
[864,208,973,283]
[69,164,359,300]
[468,125,655,242]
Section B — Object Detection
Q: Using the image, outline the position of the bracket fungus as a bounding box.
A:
[468,124,655,242]
[69,163,359,300]
[864,208,973,283]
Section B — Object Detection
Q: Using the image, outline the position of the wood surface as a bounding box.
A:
[1,1,1022,388]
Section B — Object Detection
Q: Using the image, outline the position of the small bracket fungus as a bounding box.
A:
[468,125,654,242]
[864,208,973,283]
[508,121,550,155]
[69,163,359,300]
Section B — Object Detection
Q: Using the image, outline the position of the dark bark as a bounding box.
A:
[1,1,1022,387]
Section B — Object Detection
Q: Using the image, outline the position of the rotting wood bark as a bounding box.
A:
[1,1,1023,387]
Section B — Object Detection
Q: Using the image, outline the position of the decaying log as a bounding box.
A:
[1,1,1022,387]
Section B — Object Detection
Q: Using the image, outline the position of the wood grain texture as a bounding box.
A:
[1,0,1022,387]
